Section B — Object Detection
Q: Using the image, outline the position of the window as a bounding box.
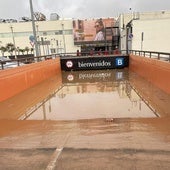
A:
[43,32,47,36]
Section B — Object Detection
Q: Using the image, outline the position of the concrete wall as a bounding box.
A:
[0,75,62,120]
[118,11,170,30]
[129,55,170,94]
[131,18,170,53]
[0,58,61,102]
[118,11,170,53]
[129,70,170,117]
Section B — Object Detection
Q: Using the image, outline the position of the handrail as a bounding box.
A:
[2,50,169,70]
[0,54,59,70]
[59,49,121,57]
[129,50,170,62]
[0,50,121,70]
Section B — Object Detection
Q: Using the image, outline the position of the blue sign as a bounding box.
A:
[29,35,35,43]
[115,58,124,67]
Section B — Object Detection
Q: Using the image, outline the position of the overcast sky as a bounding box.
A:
[1,0,170,20]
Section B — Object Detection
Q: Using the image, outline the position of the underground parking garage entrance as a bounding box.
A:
[0,67,170,170]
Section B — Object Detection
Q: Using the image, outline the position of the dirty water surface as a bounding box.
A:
[22,70,159,120]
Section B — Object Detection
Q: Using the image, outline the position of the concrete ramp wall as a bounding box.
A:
[0,58,61,102]
[129,55,170,94]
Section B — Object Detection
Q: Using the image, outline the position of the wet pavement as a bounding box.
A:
[0,69,170,170]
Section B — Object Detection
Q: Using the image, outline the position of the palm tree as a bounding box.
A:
[19,49,26,55]
[6,43,15,56]
[25,46,30,55]
[30,48,34,54]
[16,47,20,55]
[0,46,7,56]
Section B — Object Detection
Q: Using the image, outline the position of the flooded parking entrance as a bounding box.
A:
[0,69,170,170]
[20,69,159,121]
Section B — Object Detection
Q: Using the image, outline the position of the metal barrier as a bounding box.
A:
[60,50,121,57]
[129,50,170,62]
[1,50,169,70]
[0,54,59,70]
[0,49,123,70]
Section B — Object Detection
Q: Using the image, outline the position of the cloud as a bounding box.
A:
[0,1,28,19]
[130,0,170,12]
[0,0,170,20]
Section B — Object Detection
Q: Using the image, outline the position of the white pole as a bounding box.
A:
[10,25,17,59]
[29,0,39,57]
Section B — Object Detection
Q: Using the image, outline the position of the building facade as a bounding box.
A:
[117,10,170,53]
[0,17,117,57]
[0,19,79,56]
[1,10,170,57]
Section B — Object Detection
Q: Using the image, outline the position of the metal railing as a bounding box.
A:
[0,50,123,70]
[1,50,169,70]
[59,50,122,58]
[0,54,59,70]
[129,50,170,62]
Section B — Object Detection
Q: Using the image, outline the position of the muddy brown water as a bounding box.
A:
[22,71,158,120]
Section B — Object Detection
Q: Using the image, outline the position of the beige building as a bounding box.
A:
[117,10,170,53]
[1,10,170,57]
[0,19,80,56]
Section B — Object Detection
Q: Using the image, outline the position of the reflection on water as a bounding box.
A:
[22,69,158,120]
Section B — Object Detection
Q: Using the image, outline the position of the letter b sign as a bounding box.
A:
[116,58,124,66]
